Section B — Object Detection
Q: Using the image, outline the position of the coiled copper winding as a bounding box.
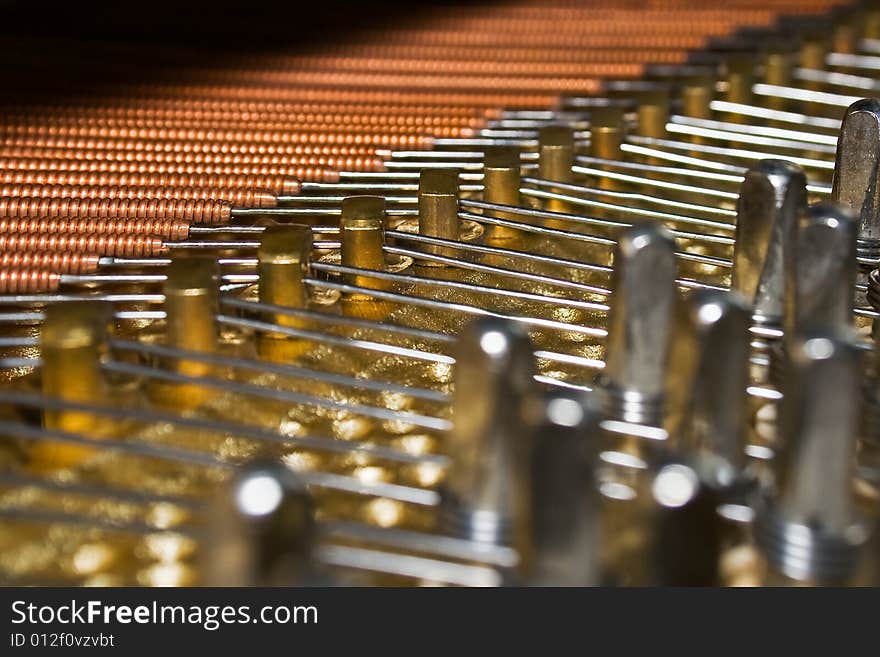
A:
[0,172,307,194]
[87,85,559,109]
[0,269,61,294]
[8,101,497,122]
[3,125,432,149]
[0,218,190,241]
[0,234,166,257]
[0,198,231,224]
[0,158,379,177]
[0,147,383,168]
[0,185,277,208]
[0,252,100,275]
[1,110,487,132]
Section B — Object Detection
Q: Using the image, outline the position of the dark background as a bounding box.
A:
[0,1,476,47]
[0,0,488,103]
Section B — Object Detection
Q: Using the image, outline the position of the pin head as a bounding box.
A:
[164,256,220,378]
[832,98,880,258]
[341,195,387,225]
[203,461,316,586]
[785,201,857,336]
[441,317,536,547]
[340,196,387,287]
[732,159,807,326]
[538,125,574,181]
[526,388,600,585]
[665,289,752,488]
[257,224,313,314]
[589,106,623,160]
[483,145,520,172]
[418,168,460,243]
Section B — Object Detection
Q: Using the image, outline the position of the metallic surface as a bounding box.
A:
[0,0,876,588]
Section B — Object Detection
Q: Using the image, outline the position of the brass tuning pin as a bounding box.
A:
[32,301,113,470]
[482,145,523,247]
[418,168,461,259]
[537,125,575,214]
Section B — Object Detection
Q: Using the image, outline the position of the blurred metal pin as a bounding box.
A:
[708,100,841,131]
[731,159,807,328]
[164,256,219,378]
[440,317,537,562]
[770,201,857,388]
[763,51,793,112]
[665,289,753,490]
[595,223,677,427]
[625,136,832,172]
[755,332,872,585]
[831,98,880,263]
[725,56,754,107]
[589,107,624,192]
[31,301,113,470]
[681,76,713,121]
[525,389,600,586]
[643,460,725,586]
[786,202,857,334]
[668,115,837,147]
[202,461,321,586]
[636,89,670,139]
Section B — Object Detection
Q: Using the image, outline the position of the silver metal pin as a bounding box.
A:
[665,288,753,489]
[770,201,857,388]
[731,159,807,328]
[755,331,872,584]
[440,317,536,552]
[831,98,880,262]
[525,389,600,586]
[594,223,677,426]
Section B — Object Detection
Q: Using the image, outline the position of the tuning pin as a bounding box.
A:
[202,461,321,586]
[598,450,726,586]
[769,201,857,388]
[731,159,807,330]
[786,202,857,335]
[755,332,873,585]
[32,301,113,470]
[538,125,575,214]
[643,460,725,586]
[665,288,753,490]
[525,388,600,586]
[862,266,880,483]
[439,317,537,563]
[832,99,880,266]
[418,168,461,257]
[595,222,677,427]
[340,195,388,290]
[482,146,523,247]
